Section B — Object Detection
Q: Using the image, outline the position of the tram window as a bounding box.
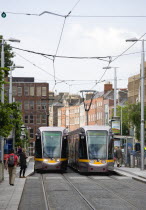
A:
[42,131,61,158]
[61,138,68,158]
[108,138,114,159]
[79,136,87,159]
[35,137,42,158]
[87,130,107,159]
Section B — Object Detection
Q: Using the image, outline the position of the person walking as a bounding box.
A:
[115,147,123,167]
[19,148,28,178]
[5,149,18,186]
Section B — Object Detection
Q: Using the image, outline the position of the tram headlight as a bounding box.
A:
[56,158,60,162]
[90,160,94,163]
[43,159,48,162]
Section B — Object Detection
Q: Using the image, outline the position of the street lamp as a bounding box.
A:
[80,90,96,125]
[126,37,145,170]
[103,66,119,117]
[1,37,21,103]
[9,66,24,103]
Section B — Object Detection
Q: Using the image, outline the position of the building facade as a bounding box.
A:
[6,77,49,144]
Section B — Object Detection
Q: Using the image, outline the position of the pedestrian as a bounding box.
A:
[17,146,22,156]
[19,148,28,178]
[115,147,123,167]
[5,149,18,186]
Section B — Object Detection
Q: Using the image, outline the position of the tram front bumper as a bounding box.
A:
[88,161,108,172]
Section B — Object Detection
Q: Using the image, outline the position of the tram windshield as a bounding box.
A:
[42,131,61,158]
[87,130,107,159]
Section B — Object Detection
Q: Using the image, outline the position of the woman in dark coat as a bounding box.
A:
[19,149,27,178]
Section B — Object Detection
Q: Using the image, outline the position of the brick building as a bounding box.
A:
[6,77,49,146]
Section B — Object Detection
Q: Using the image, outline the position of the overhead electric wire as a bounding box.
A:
[52,0,81,89]
[12,46,110,61]
[14,51,69,88]
[111,33,146,63]
[2,10,146,18]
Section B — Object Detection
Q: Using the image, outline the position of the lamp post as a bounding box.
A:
[126,37,145,170]
[103,66,119,117]
[9,66,24,103]
[80,90,96,125]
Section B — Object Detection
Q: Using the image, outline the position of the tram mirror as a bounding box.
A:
[35,133,41,140]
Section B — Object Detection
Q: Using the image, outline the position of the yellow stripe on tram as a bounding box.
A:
[78,159,90,163]
[35,158,67,162]
[106,160,114,162]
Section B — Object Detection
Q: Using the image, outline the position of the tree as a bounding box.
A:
[117,103,146,141]
[0,36,15,71]
[0,102,23,138]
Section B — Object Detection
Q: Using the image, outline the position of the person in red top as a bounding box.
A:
[5,149,18,186]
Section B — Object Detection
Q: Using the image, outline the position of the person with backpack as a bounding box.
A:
[19,148,28,178]
[5,149,18,186]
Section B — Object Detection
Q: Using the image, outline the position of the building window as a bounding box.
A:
[16,100,22,110]
[25,115,29,123]
[30,128,34,138]
[41,101,46,110]
[24,86,29,96]
[42,115,46,124]
[42,87,47,96]
[12,86,17,96]
[30,115,34,123]
[30,86,34,96]
[17,87,22,96]
[37,87,41,96]
[24,101,29,110]
[30,100,34,110]
[36,101,41,110]
[36,115,41,124]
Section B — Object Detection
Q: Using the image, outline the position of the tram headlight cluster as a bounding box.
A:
[90,160,95,163]
[43,159,48,162]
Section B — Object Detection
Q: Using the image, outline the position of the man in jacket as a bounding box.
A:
[5,149,18,186]
[115,147,123,167]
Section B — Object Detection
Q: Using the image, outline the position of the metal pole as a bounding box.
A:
[141,39,145,171]
[9,66,13,103]
[121,107,122,136]
[114,67,117,117]
[1,39,4,103]
[86,110,88,125]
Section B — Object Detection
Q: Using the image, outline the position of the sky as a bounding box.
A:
[1,0,146,95]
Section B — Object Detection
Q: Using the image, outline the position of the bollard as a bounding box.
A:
[130,154,135,168]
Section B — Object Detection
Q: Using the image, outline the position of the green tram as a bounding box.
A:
[34,127,68,172]
[68,125,114,173]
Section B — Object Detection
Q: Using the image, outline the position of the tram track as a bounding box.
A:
[87,175,139,210]
[61,173,96,210]
[41,174,50,210]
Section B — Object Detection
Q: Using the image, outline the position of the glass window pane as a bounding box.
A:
[36,115,41,124]
[17,87,22,96]
[37,87,41,96]
[24,86,29,96]
[42,115,46,124]
[30,100,34,110]
[30,86,34,96]
[30,115,33,123]
[12,86,17,96]
[24,101,29,110]
[42,131,61,158]
[87,130,107,159]
[25,115,28,123]
[42,87,47,96]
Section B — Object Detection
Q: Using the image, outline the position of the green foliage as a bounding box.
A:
[117,103,146,140]
[0,102,23,139]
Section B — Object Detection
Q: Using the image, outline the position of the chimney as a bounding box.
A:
[104,82,113,93]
